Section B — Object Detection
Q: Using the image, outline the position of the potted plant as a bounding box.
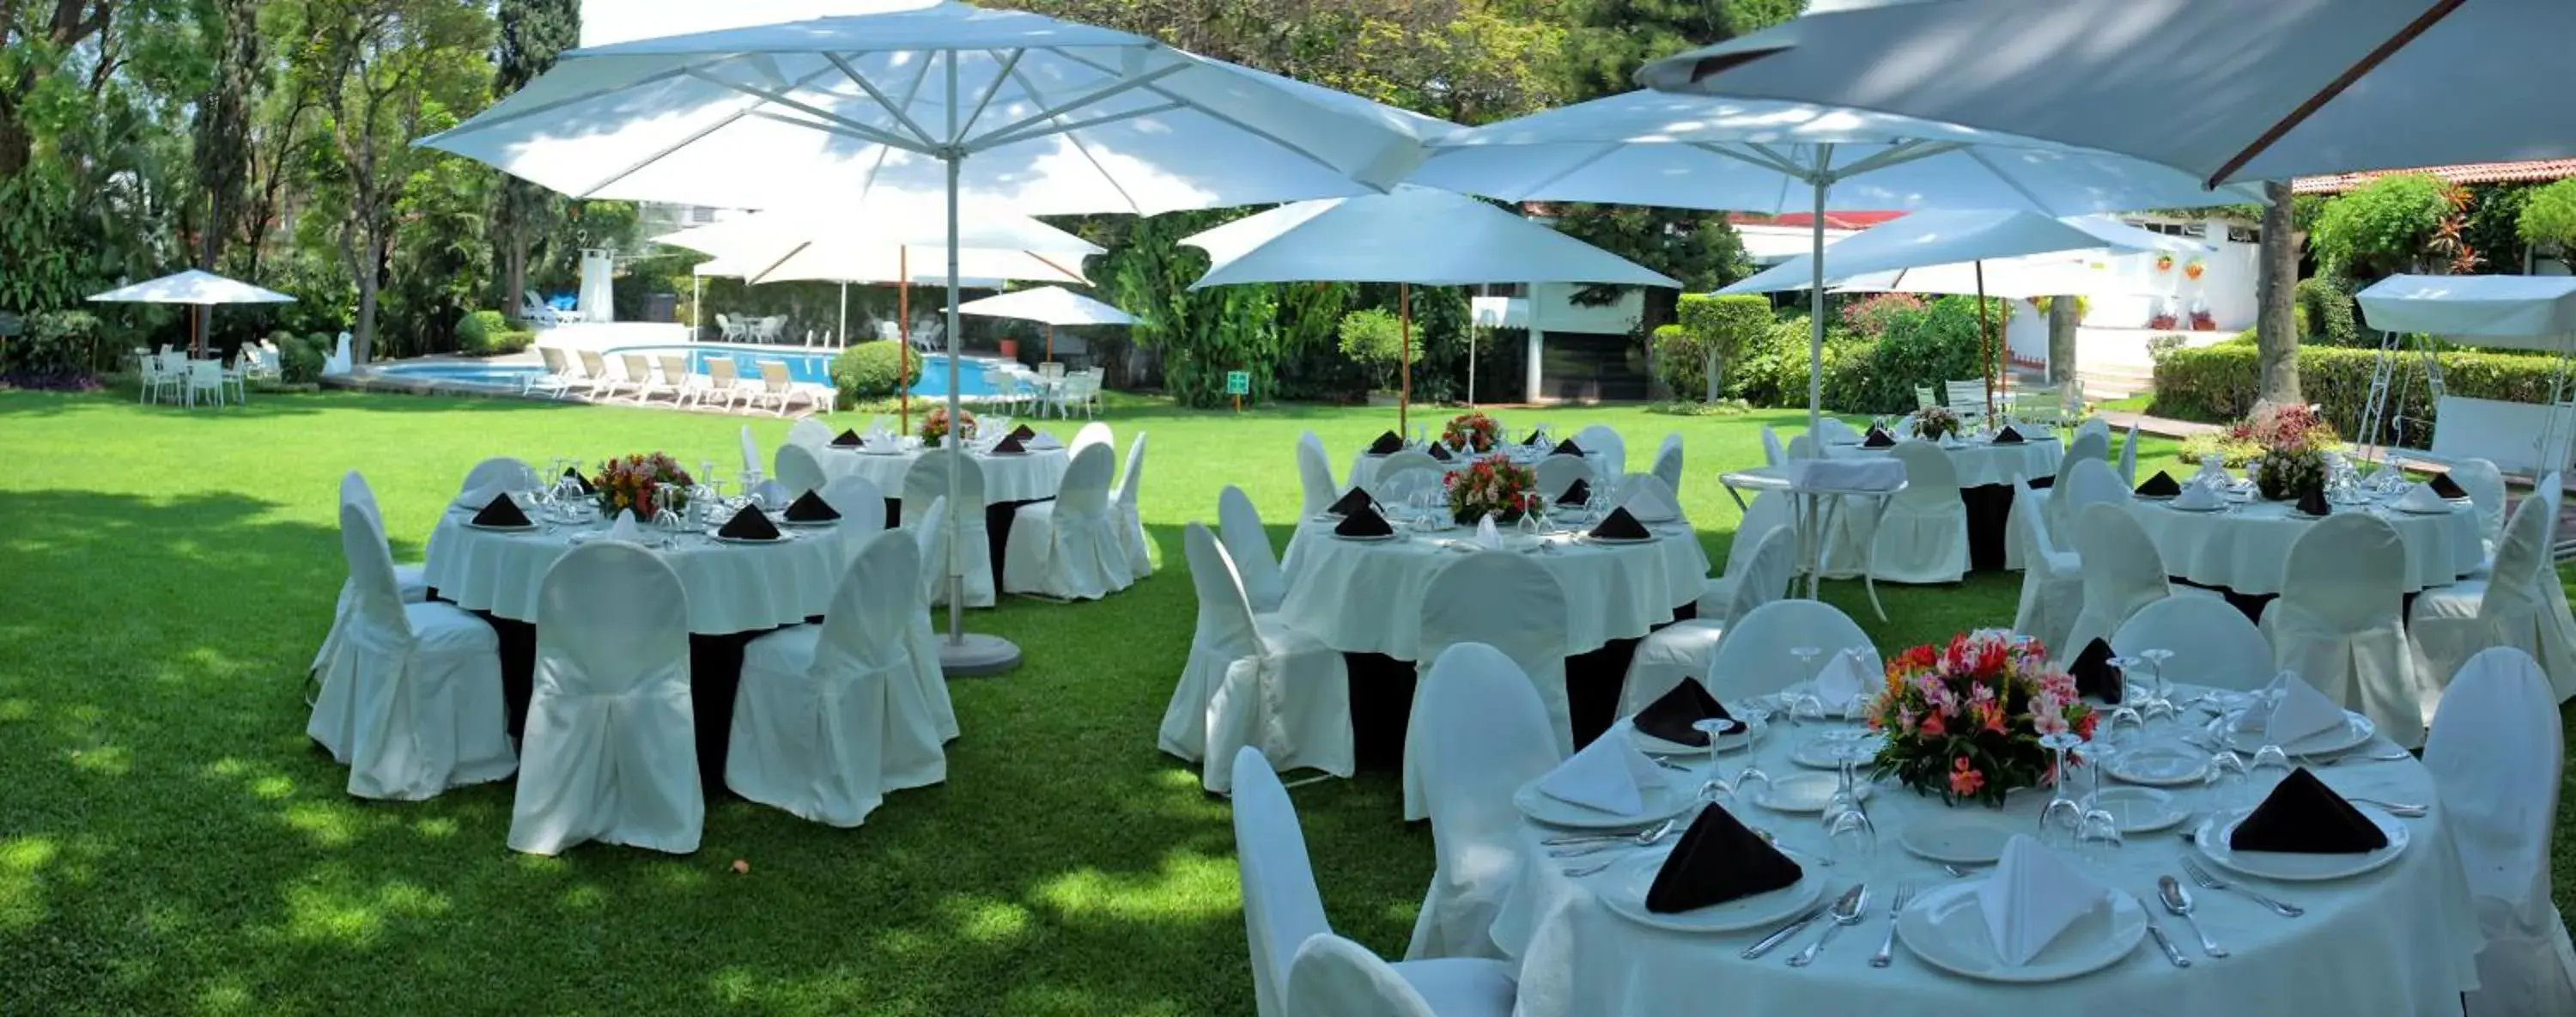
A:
[2154,253,2176,274]
[2182,257,2207,281]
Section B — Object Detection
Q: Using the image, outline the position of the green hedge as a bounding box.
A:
[1654,294,1771,399]
[2294,275,2360,346]
[831,340,923,406]
[275,332,325,383]
[2150,339,2567,446]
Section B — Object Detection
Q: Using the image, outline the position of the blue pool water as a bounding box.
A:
[380,344,1004,399]
[378,362,543,387]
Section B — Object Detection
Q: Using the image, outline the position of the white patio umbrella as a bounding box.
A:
[416,2,1449,674]
[1638,0,2576,187]
[1408,89,2253,434]
[956,286,1131,362]
[89,270,295,357]
[1180,186,1678,431]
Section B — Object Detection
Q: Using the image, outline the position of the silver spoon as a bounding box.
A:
[1787,883,1869,966]
[1549,823,1680,858]
[1540,818,1675,850]
[2158,874,2228,958]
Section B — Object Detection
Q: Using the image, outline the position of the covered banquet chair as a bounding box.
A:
[816,473,888,536]
[1111,430,1153,580]
[1003,442,1134,600]
[2426,648,2576,1017]
[313,470,429,680]
[2260,512,2424,747]
[1698,490,1793,615]
[1702,599,1879,702]
[1406,642,1564,962]
[2412,495,2576,701]
[1159,523,1348,794]
[2061,503,2189,667]
[2009,481,2083,655]
[1290,933,1515,1017]
[1621,525,1796,716]
[902,449,995,607]
[507,541,702,855]
[1571,423,1626,478]
[1864,441,1969,583]
[1402,551,1569,820]
[773,442,828,497]
[1649,433,1684,496]
[2113,594,2275,692]
[1219,484,1291,613]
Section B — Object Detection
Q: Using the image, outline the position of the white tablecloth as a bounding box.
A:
[423,508,871,635]
[1275,517,1710,660]
[1490,689,2484,1017]
[1346,446,1564,490]
[1827,435,2064,489]
[2124,498,2483,596]
[822,446,1069,506]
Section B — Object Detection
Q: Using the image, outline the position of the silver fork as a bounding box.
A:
[1868,884,1911,967]
[2179,856,2304,917]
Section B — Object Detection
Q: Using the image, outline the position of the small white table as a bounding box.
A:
[1719,466,1905,621]
[424,505,873,634]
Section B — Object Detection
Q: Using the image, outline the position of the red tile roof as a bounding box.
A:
[1727,210,1908,230]
[2293,160,2576,195]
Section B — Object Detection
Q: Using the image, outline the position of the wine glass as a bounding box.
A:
[2075,804,2123,863]
[2205,750,2251,812]
[1821,758,1877,866]
[2248,744,2293,795]
[1693,718,1737,804]
[2037,731,2087,848]
[2138,649,2177,715]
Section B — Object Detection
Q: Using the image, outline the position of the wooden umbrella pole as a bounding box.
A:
[899,248,911,431]
[1046,322,1054,362]
[1399,282,1412,436]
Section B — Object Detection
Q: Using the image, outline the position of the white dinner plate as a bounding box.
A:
[2132,493,2176,502]
[1332,533,1401,543]
[1584,534,1659,545]
[779,518,840,528]
[2166,502,2227,514]
[1595,856,1827,934]
[1511,776,1696,830]
[2191,807,2411,881]
[2107,746,2209,788]
[708,531,794,545]
[1897,880,2146,984]
[2090,786,2190,833]
[1899,817,2018,866]
[856,448,907,456]
[1755,773,1872,813]
[2392,504,2458,516]
[463,521,538,533]
[1624,719,1750,758]
[2221,710,2377,756]
[1789,737,1875,770]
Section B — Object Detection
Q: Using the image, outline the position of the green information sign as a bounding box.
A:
[1224,370,1250,396]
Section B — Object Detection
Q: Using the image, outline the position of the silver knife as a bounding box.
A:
[1743,898,1835,959]
[2144,915,2192,968]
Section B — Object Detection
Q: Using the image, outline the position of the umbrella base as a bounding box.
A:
[938,631,1023,677]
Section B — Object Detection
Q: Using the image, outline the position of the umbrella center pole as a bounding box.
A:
[1400,283,1412,437]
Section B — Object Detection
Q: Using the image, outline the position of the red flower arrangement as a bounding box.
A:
[1444,453,1538,526]
[591,452,694,522]
[1868,629,2094,807]
[1442,411,1503,454]
[920,405,976,445]
[2153,253,2176,274]
[2183,257,2207,281]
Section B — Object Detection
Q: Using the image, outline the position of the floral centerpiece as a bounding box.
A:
[1908,405,1961,441]
[1868,630,2095,807]
[1445,454,1539,526]
[920,405,976,445]
[591,452,694,522]
[1442,411,1503,454]
[2236,402,2341,500]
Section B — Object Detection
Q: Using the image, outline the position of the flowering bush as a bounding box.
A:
[592,453,694,522]
[2232,401,2341,454]
[1444,454,1539,525]
[1441,411,1503,454]
[2177,431,2265,468]
[1839,291,1926,341]
[1868,630,2095,807]
[920,405,976,445]
[1908,405,1961,441]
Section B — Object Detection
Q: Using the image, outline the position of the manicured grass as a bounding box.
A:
[0,388,2567,1014]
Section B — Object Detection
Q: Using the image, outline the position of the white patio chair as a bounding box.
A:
[2259,512,2424,746]
[2010,482,2085,655]
[185,359,226,407]
[620,353,665,405]
[727,533,945,825]
[1914,384,1939,410]
[1649,433,1684,496]
[220,352,250,404]
[527,347,578,399]
[1289,932,1515,1017]
[1944,378,1987,424]
[701,357,744,411]
[578,350,630,401]
[307,502,513,800]
[1623,525,1798,716]
[1111,430,1151,580]
[774,443,828,497]
[1406,644,1560,963]
[2060,503,2184,667]
[136,350,170,404]
[2112,594,2274,693]
[1403,551,1568,820]
[1571,423,1626,478]
[1160,525,1350,794]
[2015,384,2065,428]
[717,313,747,342]
[507,542,702,856]
[1004,442,1133,600]
[902,450,994,608]
[1702,599,1880,701]
[1867,442,1969,584]
[1219,484,1291,613]
[2413,496,2575,700]
[2425,648,2576,1017]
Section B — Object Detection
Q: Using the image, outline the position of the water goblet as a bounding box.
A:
[1692,718,1736,803]
[2139,649,2178,713]
[1789,644,1824,681]
[2248,745,2293,795]
[2037,731,2087,848]
[1822,775,1877,866]
[2205,750,2251,812]
[2074,806,2123,864]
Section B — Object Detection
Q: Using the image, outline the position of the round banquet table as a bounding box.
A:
[1488,686,2484,1017]
[1826,434,2063,572]
[423,506,877,792]
[1346,444,1566,491]
[823,443,1070,588]
[2123,496,2483,597]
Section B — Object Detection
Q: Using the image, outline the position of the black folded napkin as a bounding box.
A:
[1524,429,1546,447]
[718,503,782,541]
[784,490,841,523]
[831,429,863,448]
[1647,804,1805,913]
[1427,442,1452,462]
[1556,478,1592,507]
[472,493,532,528]
[561,466,596,494]
[1633,678,1741,746]
[1009,423,1038,442]
[1327,487,1374,517]
[2069,638,2123,703]
[1367,430,1404,455]
[1590,506,1650,540]
[991,434,1026,454]
[1993,425,2026,445]
[2430,472,2468,499]
[2295,485,2331,517]
[1862,427,1896,448]
[2135,471,2182,498]
[1333,504,1394,538]
[2229,767,2390,854]
[1551,438,1584,457]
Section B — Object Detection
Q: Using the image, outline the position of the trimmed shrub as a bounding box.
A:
[1655,294,1772,400]
[1336,308,1411,389]
[2150,339,2566,447]
[1838,295,2002,415]
[2294,275,2360,346]
[456,310,508,355]
[831,340,922,405]
[276,333,325,383]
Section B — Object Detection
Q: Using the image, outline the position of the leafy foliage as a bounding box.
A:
[1336,308,1411,388]
[1652,294,1771,399]
[831,340,925,405]
[2308,174,2455,277]
[2518,178,2576,272]
[2293,274,2360,346]
[2151,338,2569,448]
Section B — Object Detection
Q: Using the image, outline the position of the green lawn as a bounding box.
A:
[0,389,2567,1014]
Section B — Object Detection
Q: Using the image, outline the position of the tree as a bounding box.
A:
[191,0,259,350]
[2256,181,2302,404]
[491,0,577,324]
[2308,173,2454,279]
[2516,178,2576,273]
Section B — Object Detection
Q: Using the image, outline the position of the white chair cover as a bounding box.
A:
[1701,490,1795,615]
[1371,450,1447,505]
[1160,525,1349,793]
[2451,458,2508,549]
[1784,432,1819,460]
[1625,527,1798,715]
[2063,503,2178,667]
[1760,426,1787,466]
[2113,595,2274,691]
[1868,442,1969,583]
[727,533,944,825]
[1072,420,1114,460]
[2074,417,2111,444]
[307,502,513,799]
[1702,599,1879,701]
[459,456,538,496]
[1403,552,1570,820]
[2063,428,2110,469]
[787,417,834,451]
[2424,649,2576,1017]
[1649,433,1684,496]
[2413,496,2576,700]
[314,470,428,676]
[896,495,962,745]
[1407,642,1562,962]
[817,474,888,535]
[1003,442,1133,600]
[774,443,827,496]
[1291,933,1516,1017]
[1112,430,1152,580]
[1297,431,1340,516]
[2530,473,2576,690]
[2057,458,2131,519]
[507,542,702,855]
[1813,417,1862,444]
[1221,484,1291,612]
[902,450,994,607]
[2010,482,2084,655]
[2117,421,2142,486]
[2258,512,2425,746]
[1571,424,1626,478]
[1534,456,1592,502]
[739,425,761,475]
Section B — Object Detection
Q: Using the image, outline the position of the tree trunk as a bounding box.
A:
[505,236,528,326]
[2046,296,2078,387]
[2256,181,2302,404]
[1639,286,1677,400]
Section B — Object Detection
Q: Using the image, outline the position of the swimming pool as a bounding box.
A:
[603,345,1002,399]
[376,362,544,387]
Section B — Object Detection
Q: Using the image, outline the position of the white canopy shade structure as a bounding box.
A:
[1638,0,2576,187]
[1830,259,2147,301]
[90,270,295,357]
[422,2,1451,675]
[957,286,1130,362]
[2358,275,2576,346]
[1180,186,1679,428]
[1722,210,2205,295]
[1409,88,2255,433]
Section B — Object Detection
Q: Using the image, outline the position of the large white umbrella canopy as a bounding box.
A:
[420,2,1449,673]
[1830,259,2153,301]
[1180,186,1677,429]
[957,286,1132,326]
[1721,210,2204,294]
[654,206,1097,287]
[1409,89,2254,432]
[1637,0,2575,187]
[89,270,294,306]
